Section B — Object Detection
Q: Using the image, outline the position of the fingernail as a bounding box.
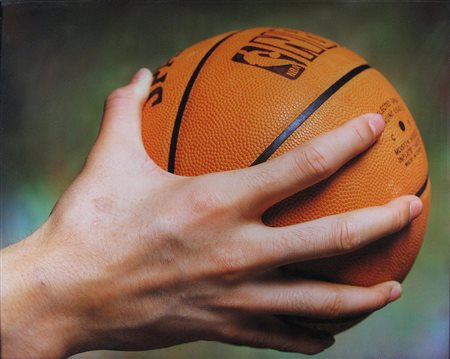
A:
[368,114,385,136]
[409,197,423,220]
[132,67,151,82]
[388,282,402,302]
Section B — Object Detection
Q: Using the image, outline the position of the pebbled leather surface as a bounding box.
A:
[141,27,430,333]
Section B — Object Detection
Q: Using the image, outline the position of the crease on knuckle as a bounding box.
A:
[244,166,279,193]
[151,195,182,241]
[186,180,228,217]
[277,226,311,260]
[300,145,331,178]
[212,246,247,276]
[242,331,271,351]
[220,323,242,343]
[335,220,360,251]
[105,87,135,108]
[211,290,243,312]
[390,203,409,232]
[287,289,314,314]
[350,123,371,145]
[324,291,344,318]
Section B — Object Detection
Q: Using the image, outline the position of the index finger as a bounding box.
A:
[219,113,385,217]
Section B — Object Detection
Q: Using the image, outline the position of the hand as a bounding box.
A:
[1,68,422,358]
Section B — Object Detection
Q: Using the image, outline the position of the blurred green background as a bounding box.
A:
[2,1,448,358]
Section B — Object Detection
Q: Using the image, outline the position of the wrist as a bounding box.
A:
[1,226,82,358]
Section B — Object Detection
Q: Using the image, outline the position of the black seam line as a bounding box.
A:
[251,64,372,166]
[168,31,241,173]
[415,177,429,197]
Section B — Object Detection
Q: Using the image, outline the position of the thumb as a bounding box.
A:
[96,68,153,152]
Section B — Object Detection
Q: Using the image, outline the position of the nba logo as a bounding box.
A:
[232,45,305,80]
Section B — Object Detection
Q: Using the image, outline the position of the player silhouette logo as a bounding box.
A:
[232,45,305,80]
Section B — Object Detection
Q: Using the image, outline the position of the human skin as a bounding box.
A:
[1,68,423,358]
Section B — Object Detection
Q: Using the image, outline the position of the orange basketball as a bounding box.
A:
[141,27,430,333]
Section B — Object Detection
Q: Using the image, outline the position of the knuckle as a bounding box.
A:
[246,332,270,349]
[211,291,242,312]
[243,166,279,192]
[212,247,248,276]
[372,290,389,309]
[151,197,181,242]
[221,324,242,343]
[188,181,228,216]
[299,145,332,178]
[277,226,311,258]
[105,86,135,107]
[390,203,409,232]
[107,87,128,101]
[350,122,372,145]
[335,220,360,251]
[288,289,314,313]
[323,291,344,318]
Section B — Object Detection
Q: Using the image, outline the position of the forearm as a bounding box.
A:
[1,229,78,359]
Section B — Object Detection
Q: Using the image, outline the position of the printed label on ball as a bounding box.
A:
[232,28,338,80]
[377,97,423,168]
[148,57,177,107]
[377,97,405,125]
[394,130,423,167]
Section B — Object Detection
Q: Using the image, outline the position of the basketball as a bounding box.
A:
[141,27,430,333]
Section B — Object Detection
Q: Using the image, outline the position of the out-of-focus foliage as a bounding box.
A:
[2,1,448,358]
